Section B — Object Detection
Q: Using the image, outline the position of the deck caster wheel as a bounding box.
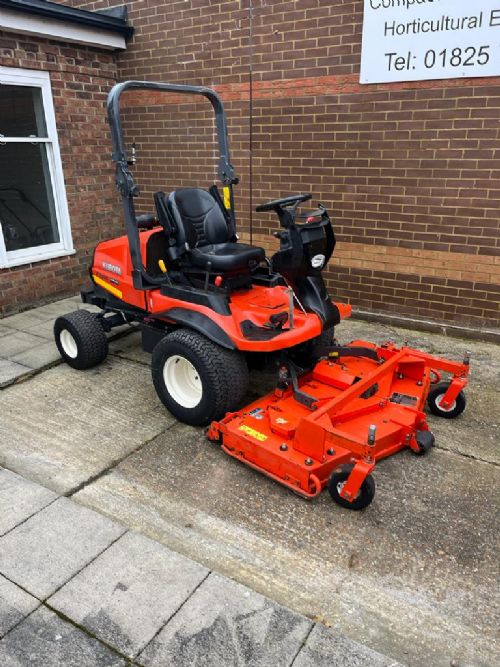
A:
[427,382,466,419]
[152,328,248,427]
[327,464,375,511]
[413,430,435,456]
[54,310,108,370]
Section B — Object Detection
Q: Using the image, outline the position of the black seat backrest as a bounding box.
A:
[167,188,229,248]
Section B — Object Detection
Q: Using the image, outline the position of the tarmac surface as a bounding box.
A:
[1,300,499,666]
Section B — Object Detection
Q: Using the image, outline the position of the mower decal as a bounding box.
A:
[223,186,231,209]
[92,274,123,299]
[238,424,268,441]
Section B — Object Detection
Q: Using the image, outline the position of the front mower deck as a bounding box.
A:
[207,341,470,508]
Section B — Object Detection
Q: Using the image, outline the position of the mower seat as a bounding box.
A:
[167,188,265,272]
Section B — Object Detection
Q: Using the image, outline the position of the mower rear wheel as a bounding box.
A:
[151,328,248,426]
[427,382,466,419]
[54,310,108,370]
[328,464,375,511]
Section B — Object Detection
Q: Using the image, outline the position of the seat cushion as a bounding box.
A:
[190,242,265,272]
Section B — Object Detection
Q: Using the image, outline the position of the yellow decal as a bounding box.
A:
[158,259,167,273]
[238,424,268,442]
[92,275,123,299]
[223,186,231,210]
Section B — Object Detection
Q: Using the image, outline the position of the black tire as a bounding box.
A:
[327,463,375,511]
[313,325,336,349]
[151,328,248,426]
[226,353,249,411]
[427,382,466,419]
[413,430,435,456]
[54,310,108,370]
[291,326,335,366]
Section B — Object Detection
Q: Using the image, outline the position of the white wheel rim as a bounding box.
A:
[435,393,456,413]
[163,355,202,409]
[60,329,78,359]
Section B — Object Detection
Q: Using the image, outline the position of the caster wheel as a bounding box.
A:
[427,382,466,419]
[413,430,435,456]
[328,464,375,511]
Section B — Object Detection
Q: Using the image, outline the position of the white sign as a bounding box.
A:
[361,0,500,84]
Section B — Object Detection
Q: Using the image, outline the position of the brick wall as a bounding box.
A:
[62,2,500,328]
[0,33,120,316]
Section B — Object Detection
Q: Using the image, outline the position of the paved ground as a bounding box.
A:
[0,469,401,667]
[1,297,499,666]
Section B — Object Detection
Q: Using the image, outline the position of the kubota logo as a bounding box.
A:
[311,254,325,269]
[102,261,122,275]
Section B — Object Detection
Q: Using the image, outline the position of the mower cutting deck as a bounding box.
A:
[207,341,470,510]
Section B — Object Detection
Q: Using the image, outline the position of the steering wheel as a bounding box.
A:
[255,193,311,212]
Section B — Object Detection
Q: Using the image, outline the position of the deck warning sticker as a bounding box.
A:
[238,425,268,442]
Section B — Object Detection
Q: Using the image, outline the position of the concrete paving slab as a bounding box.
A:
[50,530,208,658]
[0,325,13,338]
[294,623,403,667]
[138,572,312,667]
[0,358,172,493]
[0,310,54,332]
[21,318,58,341]
[0,606,125,666]
[75,420,500,667]
[0,498,125,599]
[0,469,57,536]
[0,297,91,331]
[9,339,60,370]
[0,575,39,638]
[0,358,32,388]
[0,331,48,360]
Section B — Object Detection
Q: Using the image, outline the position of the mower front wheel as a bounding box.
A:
[152,329,248,426]
[328,464,375,511]
[291,326,335,366]
[427,382,466,419]
[54,310,108,370]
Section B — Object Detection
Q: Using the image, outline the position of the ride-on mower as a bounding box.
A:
[55,81,470,510]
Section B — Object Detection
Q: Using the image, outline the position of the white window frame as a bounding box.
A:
[0,66,73,269]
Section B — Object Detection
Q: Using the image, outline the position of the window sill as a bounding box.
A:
[1,248,76,269]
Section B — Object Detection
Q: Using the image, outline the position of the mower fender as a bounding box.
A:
[159,307,236,350]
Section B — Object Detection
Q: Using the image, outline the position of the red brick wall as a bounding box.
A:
[58,2,500,328]
[0,33,120,316]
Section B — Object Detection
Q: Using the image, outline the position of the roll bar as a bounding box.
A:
[106,80,238,289]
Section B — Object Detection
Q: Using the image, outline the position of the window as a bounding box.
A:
[0,67,73,268]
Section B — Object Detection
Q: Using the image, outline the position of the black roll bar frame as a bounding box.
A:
[106,80,238,289]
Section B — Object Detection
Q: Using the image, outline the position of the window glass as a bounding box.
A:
[0,143,59,251]
[0,84,47,137]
